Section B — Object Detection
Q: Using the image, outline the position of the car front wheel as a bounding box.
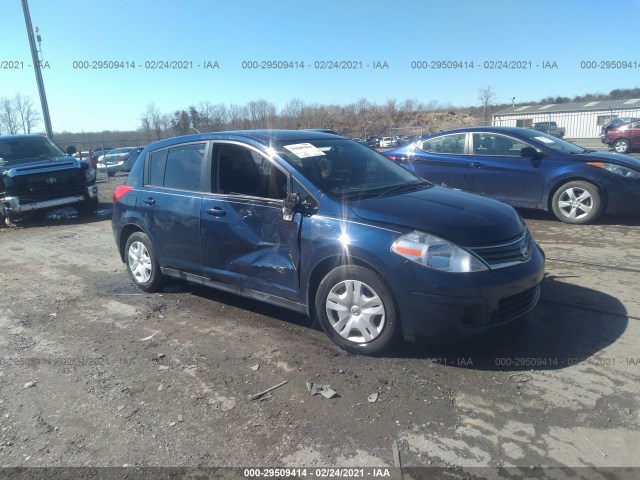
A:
[613,139,631,154]
[551,181,602,224]
[315,265,399,354]
[125,232,164,292]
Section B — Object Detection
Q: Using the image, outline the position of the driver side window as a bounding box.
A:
[214,144,287,200]
[472,133,529,156]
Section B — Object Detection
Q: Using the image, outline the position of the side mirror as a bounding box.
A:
[520,146,544,159]
[282,192,301,221]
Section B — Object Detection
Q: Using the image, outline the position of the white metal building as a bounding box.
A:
[492,98,640,138]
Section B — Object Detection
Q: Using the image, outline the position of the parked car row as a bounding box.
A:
[70,146,146,175]
[355,135,420,149]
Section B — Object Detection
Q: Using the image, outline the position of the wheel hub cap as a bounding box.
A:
[325,280,386,344]
[128,241,152,283]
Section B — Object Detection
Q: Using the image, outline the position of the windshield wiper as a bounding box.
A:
[379,180,431,197]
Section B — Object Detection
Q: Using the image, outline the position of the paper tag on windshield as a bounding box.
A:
[283,143,325,158]
[534,136,555,144]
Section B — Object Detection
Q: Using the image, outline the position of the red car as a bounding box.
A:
[602,120,640,154]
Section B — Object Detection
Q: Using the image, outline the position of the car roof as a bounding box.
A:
[144,129,343,151]
[422,126,535,137]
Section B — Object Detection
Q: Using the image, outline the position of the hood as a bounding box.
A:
[348,186,524,246]
[567,150,640,170]
[1,155,82,177]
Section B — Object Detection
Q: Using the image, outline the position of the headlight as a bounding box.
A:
[588,162,640,180]
[85,167,96,183]
[391,231,488,273]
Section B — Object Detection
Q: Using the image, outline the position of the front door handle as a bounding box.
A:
[470,162,485,168]
[143,197,156,205]
[206,207,226,217]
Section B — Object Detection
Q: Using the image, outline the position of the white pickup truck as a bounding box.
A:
[532,121,566,138]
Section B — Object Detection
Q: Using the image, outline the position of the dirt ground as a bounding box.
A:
[0,173,639,477]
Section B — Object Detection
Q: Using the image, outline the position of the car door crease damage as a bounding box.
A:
[113,129,547,354]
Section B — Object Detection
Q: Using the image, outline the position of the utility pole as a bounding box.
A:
[21,0,53,140]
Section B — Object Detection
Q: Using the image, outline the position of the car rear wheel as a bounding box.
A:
[315,265,399,354]
[125,232,164,292]
[551,181,602,224]
[613,139,631,154]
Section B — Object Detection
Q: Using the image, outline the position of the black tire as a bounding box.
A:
[315,265,400,355]
[613,139,631,154]
[124,232,164,292]
[551,180,602,224]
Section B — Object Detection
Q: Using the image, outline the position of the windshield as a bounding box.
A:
[518,129,584,154]
[0,136,65,166]
[275,138,424,197]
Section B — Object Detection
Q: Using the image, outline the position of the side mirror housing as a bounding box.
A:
[521,146,544,159]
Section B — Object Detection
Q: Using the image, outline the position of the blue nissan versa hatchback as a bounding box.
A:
[112,130,545,354]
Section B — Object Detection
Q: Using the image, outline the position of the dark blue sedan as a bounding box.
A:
[112,130,544,354]
[384,126,640,224]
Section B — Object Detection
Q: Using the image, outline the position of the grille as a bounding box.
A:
[469,231,533,268]
[496,285,540,323]
[11,168,86,201]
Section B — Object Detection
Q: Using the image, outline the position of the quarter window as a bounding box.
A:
[148,149,167,187]
[418,134,466,154]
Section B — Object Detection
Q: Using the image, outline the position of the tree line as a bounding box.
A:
[3,86,638,141]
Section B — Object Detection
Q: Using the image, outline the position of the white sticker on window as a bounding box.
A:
[283,143,326,158]
[534,136,555,144]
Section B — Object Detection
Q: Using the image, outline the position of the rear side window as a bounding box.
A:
[418,133,466,154]
[164,143,206,191]
[146,143,206,190]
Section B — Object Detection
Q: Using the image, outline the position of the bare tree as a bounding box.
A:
[0,97,20,134]
[478,85,496,124]
[13,94,41,133]
[246,99,277,129]
[140,103,165,139]
[280,98,305,128]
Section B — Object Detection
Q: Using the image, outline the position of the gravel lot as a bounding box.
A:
[1,170,639,475]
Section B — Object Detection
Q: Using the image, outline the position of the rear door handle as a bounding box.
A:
[143,197,156,205]
[470,162,485,168]
[206,207,226,217]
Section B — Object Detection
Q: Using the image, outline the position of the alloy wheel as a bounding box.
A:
[557,187,593,220]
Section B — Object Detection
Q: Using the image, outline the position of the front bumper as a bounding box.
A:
[599,176,640,215]
[387,243,545,343]
[2,185,98,214]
